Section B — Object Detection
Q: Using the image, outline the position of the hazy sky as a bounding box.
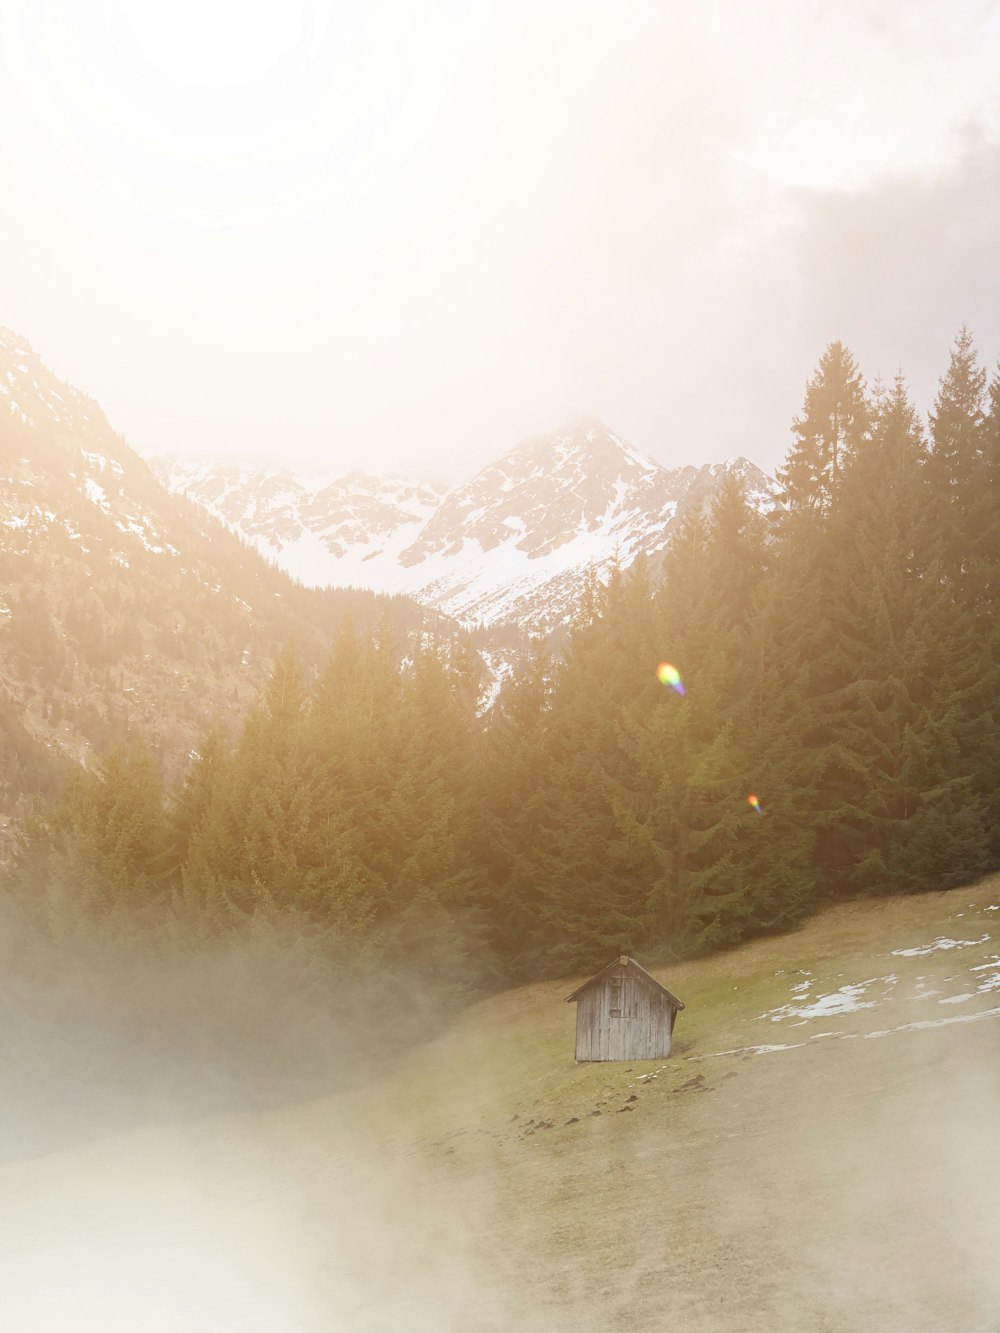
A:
[2,0,1000,481]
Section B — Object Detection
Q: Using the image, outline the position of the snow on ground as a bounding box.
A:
[762,979,891,1024]
[968,957,1000,994]
[217,500,439,598]
[235,499,631,629]
[890,934,990,958]
[82,449,123,475]
[743,905,1000,1056]
[699,1042,807,1058]
[117,518,165,554]
[698,1003,1000,1060]
[475,649,517,713]
[865,1005,1000,1038]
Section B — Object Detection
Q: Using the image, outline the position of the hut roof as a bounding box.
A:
[564,955,685,1010]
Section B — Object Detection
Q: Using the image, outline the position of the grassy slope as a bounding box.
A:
[3,879,1000,1331]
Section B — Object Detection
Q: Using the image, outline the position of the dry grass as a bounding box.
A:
[2,878,1000,1330]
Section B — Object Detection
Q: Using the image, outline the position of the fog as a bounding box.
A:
[1,887,999,1331]
[0,896,472,1160]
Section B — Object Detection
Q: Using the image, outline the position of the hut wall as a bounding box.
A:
[574,965,674,1062]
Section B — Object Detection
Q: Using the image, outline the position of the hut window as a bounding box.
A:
[609,976,623,1016]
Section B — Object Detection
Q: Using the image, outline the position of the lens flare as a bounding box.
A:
[747,794,763,814]
[656,661,685,696]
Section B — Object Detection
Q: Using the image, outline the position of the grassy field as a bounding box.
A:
[2,878,1000,1331]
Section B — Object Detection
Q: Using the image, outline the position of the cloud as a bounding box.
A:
[1,1,999,479]
[789,142,1000,404]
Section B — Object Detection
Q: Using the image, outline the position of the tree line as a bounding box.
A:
[4,330,999,994]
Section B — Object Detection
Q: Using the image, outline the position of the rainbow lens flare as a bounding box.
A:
[747,794,763,814]
[656,661,685,696]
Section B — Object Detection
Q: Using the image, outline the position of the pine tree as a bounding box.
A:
[776,342,871,515]
[167,728,229,876]
[817,374,991,894]
[5,739,171,936]
[973,366,1000,614]
[615,479,813,953]
[928,327,986,496]
[529,560,664,972]
[474,638,554,978]
[924,334,1000,866]
[183,646,339,924]
[927,327,987,597]
[389,643,479,912]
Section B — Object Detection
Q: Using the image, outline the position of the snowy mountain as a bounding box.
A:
[151,419,780,633]
[152,458,443,589]
[0,322,780,818]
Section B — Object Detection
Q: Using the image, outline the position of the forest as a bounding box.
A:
[1,330,998,1145]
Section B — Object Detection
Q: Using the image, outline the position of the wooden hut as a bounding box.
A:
[565,956,684,1062]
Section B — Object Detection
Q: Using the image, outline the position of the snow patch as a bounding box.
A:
[890,934,990,958]
[968,958,1000,995]
[762,976,896,1023]
[695,1042,807,1059]
[865,1006,1000,1039]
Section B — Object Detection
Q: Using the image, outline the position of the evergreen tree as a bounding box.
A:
[928,327,987,499]
[182,646,361,928]
[389,643,479,912]
[474,638,554,978]
[306,617,401,913]
[529,560,663,972]
[927,327,987,597]
[6,329,999,1007]
[167,728,229,875]
[6,739,171,935]
[615,480,813,953]
[819,374,991,893]
[976,365,1000,612]
[776,342,871,515]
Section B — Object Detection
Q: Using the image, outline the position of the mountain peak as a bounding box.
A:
[522,413,641,451]
[387,419,707,626]
[151,427,780,635]
[0,327,108,443]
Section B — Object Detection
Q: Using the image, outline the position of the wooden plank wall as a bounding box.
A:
[574,965,673,1061]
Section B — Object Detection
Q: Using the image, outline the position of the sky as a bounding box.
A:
[1,0,1000,482]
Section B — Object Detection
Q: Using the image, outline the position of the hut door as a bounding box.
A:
[608,975,625,1060]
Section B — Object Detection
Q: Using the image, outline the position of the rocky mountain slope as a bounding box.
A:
[0,327,450,821]
[153,419,780,634]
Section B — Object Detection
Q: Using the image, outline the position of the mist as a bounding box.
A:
[2,882,999,1330]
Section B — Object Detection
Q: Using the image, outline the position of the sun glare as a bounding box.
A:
[114,0,313,89]
[1,0,462,230]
